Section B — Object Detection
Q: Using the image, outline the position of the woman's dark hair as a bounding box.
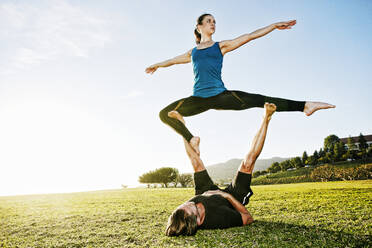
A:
[194,13,212,44]
[165,208,198,236]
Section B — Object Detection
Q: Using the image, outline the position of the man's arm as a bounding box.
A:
[224,193,254,225]
[203,190,254,225]
[219,20,296,55]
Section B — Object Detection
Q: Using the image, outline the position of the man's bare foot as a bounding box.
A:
[168,110,185,124]
[264,102,277,120]
[190,136,200,156]
[303,102,336,116]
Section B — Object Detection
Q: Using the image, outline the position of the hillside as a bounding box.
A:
[206,157,289,182]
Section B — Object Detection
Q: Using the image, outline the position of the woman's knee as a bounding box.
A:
[159,108,170,123]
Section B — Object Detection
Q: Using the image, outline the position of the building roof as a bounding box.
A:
[340,134,372,143]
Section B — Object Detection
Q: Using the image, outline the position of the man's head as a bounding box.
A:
[165,202,198,236]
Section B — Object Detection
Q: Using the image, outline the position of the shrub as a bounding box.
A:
[310,164,372,182]
[251,175,312,185]
[310,164,337,181]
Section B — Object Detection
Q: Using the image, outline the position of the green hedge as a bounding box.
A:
[310,163,372,181]
[251,175,312,185]
[251,163,372,185]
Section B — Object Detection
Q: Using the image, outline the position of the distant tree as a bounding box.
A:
[346,136,357,160]
[155,167,179,188]
[359,133,368,151]
[279,160,291,171]
[368,144,372,158]
[359,133,368,164]
[268,162,281,173]
[177,173,193,187]
[318,148,325,158]
[139,167,179,188]
[318,148,325,159]
[318,155,329,164]
[311,150,319,165]
[139,171,156,188]
[253,170,268,178]
[346,136,356,149]
[324,135,340,154]
[302,151,308,165]
[290,157,303,169]
[252,171,261,178]
[307,155,314,165]
[333,141,346,162]
[325,152,333,163]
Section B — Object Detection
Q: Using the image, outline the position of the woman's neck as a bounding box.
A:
[200,35,213,43]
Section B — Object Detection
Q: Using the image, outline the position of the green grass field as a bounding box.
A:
[1,180,371,248]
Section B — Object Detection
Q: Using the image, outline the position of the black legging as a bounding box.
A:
[159,90,305,142]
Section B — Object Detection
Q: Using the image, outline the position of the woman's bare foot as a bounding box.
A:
[190,136,200,156]
[303,101,336,116]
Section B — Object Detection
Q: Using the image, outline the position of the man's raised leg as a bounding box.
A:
[239,103,276,173]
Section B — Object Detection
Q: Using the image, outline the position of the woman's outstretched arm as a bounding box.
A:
[219,20,296,55]
[145,49,193,74]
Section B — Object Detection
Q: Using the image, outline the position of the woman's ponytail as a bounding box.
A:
[194,13,211,45]
[194,28,201,44]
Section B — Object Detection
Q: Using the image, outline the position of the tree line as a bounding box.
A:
[138,167,194,188]
[253,133,372,178]
[138,133,371,185]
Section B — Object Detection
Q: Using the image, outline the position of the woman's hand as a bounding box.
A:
[145,64,159,74]
[275,20,296,30]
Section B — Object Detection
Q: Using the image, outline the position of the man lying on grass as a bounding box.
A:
[165,102,277,236]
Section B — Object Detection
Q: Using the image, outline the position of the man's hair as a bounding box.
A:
[165,208,198,236]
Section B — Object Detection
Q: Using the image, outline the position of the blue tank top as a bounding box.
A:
[191,42,227,98]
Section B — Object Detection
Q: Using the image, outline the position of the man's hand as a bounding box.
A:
[275,20,296,30]
[202,190,229,198]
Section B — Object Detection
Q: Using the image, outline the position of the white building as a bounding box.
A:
[340,134,372,150]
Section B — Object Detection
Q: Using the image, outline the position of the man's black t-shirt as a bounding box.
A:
[189,194,243,229]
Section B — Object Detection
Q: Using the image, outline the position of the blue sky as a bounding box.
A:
[0,0,371,196]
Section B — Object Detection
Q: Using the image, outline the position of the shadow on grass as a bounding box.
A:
[192,220,371,248]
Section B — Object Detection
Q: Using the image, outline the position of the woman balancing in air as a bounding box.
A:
[145,14,335,155]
